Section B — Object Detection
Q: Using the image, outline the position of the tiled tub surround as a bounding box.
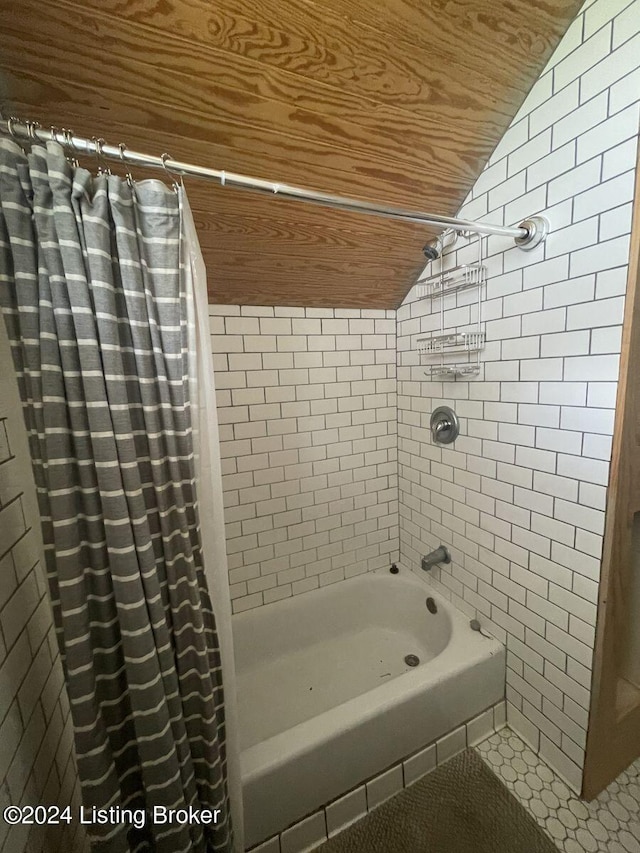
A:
[235,566,503,846]
[248,701,507,853]
[397,0,640,792]
[210,306,398,614]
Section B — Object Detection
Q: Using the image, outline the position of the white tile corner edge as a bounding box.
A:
[366,764,404,811]
[249,835,282,853]
[280,811,327,853]
[435,724,467,764]
[325,786,367,838]
[466,706,496,748]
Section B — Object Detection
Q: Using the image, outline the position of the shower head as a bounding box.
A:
[422,243,440,261]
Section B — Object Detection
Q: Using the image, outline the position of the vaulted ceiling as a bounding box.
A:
[1,0,582,307]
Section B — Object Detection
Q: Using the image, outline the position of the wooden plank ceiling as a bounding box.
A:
[1,0,582,307]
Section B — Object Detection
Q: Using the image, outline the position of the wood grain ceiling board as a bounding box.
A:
[1,0,583,307]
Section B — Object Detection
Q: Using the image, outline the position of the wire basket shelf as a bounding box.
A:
[416,263,486,299]
[423,363,482,378]
[417,331,486,355]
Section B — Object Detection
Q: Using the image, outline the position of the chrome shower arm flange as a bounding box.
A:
[514,215,549,251]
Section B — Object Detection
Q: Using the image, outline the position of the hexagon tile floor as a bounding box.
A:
[476,727,640,853]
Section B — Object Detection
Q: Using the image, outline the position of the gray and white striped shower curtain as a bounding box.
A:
[0,138,241,853]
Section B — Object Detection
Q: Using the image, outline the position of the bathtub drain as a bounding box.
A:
[404,654,420,667]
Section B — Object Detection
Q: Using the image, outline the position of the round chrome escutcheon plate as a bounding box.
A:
[430,405,460,444]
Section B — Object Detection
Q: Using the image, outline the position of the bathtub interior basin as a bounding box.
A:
[233,567,452,749]
[232,565,505,847]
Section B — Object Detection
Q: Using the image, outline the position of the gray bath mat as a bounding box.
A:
[315,748,558,853]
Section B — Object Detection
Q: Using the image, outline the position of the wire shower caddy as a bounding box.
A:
[414,231,487,378]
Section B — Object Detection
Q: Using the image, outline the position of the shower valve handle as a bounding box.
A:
[430,406,460,444]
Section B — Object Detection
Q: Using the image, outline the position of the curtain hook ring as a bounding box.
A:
[91,136,100,173]
[92,137,111,175]
[119,142,134,188]
[6,116,20,139]
[64,128,79,167]
[98,137,111,175]
[161,152,180,193]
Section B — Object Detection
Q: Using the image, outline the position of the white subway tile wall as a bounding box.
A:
[398,0,639,792]
[210,306,399,613]
[0,334,87,853]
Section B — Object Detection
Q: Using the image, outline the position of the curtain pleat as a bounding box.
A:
[0,138,233,853]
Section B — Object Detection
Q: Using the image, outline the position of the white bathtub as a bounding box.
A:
[233,566,505,848]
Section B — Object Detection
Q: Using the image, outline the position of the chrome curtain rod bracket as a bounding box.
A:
[514,216,549,250]
[0,115,549,251]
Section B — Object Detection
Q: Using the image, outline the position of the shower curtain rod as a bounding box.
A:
[0,116,548,250]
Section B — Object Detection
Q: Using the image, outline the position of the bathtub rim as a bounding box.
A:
[238,564,503,783]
